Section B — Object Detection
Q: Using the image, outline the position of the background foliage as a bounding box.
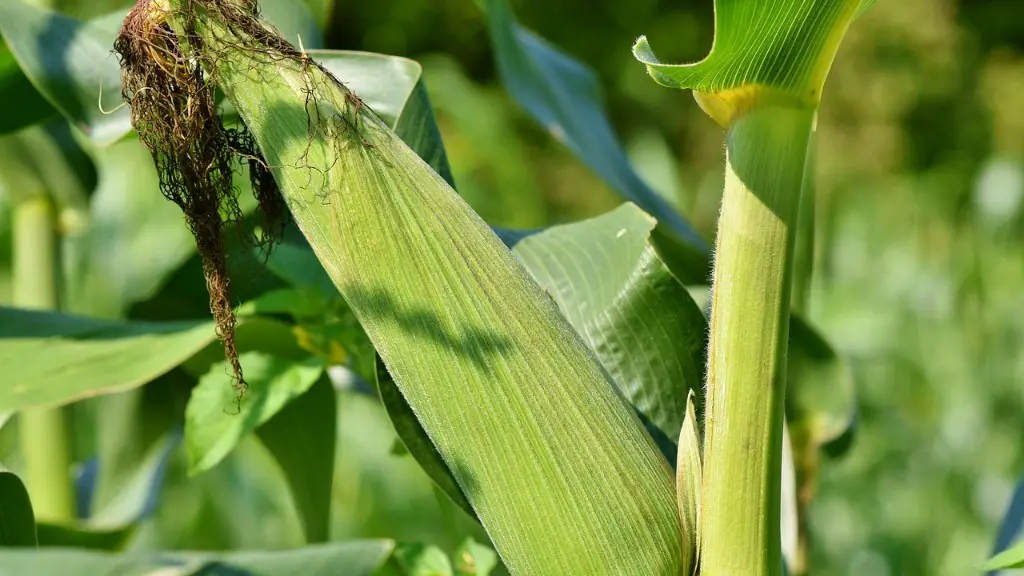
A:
[0,0,1022,574]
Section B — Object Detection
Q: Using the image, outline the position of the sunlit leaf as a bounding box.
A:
[0,540,395,575]
[0,471,36,546]
[0,307,215,412]
[984,538,1024,571]
[184,352,324,475]
[633,0,868,126]
[256,375,336,543]
[198,6,682,573]
[482,0,709,281]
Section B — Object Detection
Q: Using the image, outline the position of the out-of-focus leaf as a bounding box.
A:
[0,471,36,546]
[676,392,701,576]
[0,125,88,212]
[0,307,215,412]
[260,0,323,48]
[206,9,682,574]
[787,315,858,456]
[0,46,56,135]
[988,478,1024,575]
[482,0,709,281]
[185,352,324,475]
[393,543,454,576]
[256,375,336,543]
[181,317,310,377]
[0,540,395,575]
[35,523,133,551]
[0,2,127,146]
[499,203,707,443]
[236,287,330,318]
[66,137,195,316]
[453,538,498,576]
[984,539,1024,571]
[780,422,799,575]
[89,432,178,528]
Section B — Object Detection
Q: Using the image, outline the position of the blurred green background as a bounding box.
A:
[1,0,1022,574]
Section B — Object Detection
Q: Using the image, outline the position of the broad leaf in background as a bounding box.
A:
[987,478,1024,575]
[0,45,56,134]
[66,137,196,316]
[482,0,710,281]
[256,376,337,544]
[499,202,707,442]
[35,523,133,550]
[0,0,322,146]
[453,538,498,576]
[89,432,178,529]
[0,471,36,546]
[0,308,215,411]
[184,352,324,475]
[0,3,126,146]
[0,540,395,575]
[204,8,682,574]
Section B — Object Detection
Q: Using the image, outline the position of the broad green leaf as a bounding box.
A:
[393,543,454,576]
[66,137,196,316]
[200,8,681,574]
[376,357,474,518]
[255,375,336,543]
[453,538,498,576]
[89,432,178,528]
[499,202,707,442]
[380,204,707,519]
[482,0,709,280]
[676,392,701,576]
[0,3,127,145]
[0,45,56,134]
[787,315,857,457]
[185,352,324,475]
[0,472,37,546]
[988,479,1024,575]
[0,540,395,575]
[35,523,133,550]
[259,0,322,48]
[0,307,215,412]
[984,539,1024,571]
[633,0,866,126]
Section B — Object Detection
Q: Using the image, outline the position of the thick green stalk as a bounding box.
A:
[701,106,814,576]
[13,196,75,522]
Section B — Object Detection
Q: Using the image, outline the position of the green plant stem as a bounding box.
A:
[13,195,75,522]
[700,106,814,576]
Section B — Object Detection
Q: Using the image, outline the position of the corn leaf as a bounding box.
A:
[0,472,36,547]
[0,307,216,412]
[482,0,709,281]
[199,9,681,574]
[0,541,395,575]
[255,375,337,544]
[633,0,871,125]
[984,539,1024,571]
[34,523,133,550]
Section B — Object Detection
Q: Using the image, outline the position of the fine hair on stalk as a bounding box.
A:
[113,0,291,399]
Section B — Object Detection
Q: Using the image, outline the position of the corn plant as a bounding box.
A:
[2,0,1019,574]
